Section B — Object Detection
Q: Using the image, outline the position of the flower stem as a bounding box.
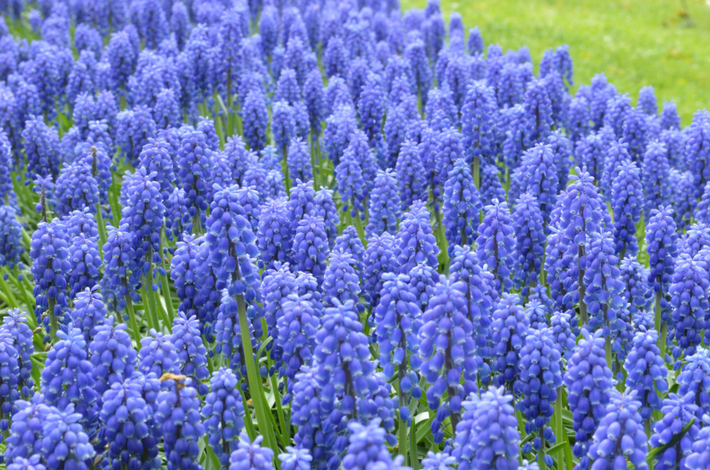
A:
[48,297,58,342]
[236,293,279,458]
[95,204,107,257]
[409,409,418,470]
[125,295,141,347]
[160,231,175,324]
[538,429,547,470]
[0,272,18,309]
[554,392,565,470]
[269,373,289,446]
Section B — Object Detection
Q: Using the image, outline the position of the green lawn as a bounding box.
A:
[402,0,710,125]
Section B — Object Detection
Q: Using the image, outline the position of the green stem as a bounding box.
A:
[239,387,258,440]
[538,429,547,470]
[160,231,176,324]
[409,412,418,470]
[605,335,612,370]
[654,290,662,332]
[554,392,565,470]
[270,374,290,446]
[0,272,18,308]
[236,293,279,456]
[660,321,668,359]
[141,270,160,331]
[125,295,141,347]
[398,416,408,457]
[48,298,58,342]
[353,211,365,242]
[473,157,480,189]
[95,204,107,257]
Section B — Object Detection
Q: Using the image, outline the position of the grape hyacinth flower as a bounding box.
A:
[101,380,161,470]
[293,215,330,287]
[366,169,401,238]
[418,276,477,442]
[513,193,546,294]
[477,199,518,293]
[155,376,207,470]
[0,309,33,399]
[587,392,649,470]
[101,225,142,317]
[642,140,671,217]
[550,310,576,359]
[171,313,209,396]
[563,329,613,470]
[669,254,710,364]
[41,404,96,470]
[0,205,23,271]
[41,327,98,426]
[177,129,214,233]
[256,198,292,272]
[89,315,137,401]
[314,186,340,249]
[138,330,179,377]
[650,392,700,470]
[278,293,320,391]
[452,387,521,470]
[171,234,200,322]
[611,161,643,259]
[646,206,679,351]
[363,233,399,310]
[396,140,427,213]
[229,432,275,470]
[516,144,559,224]
[31,219,70,340]
[394,201,440,275]
[67,234,102,299]
[342,419,406,470]
[375,273,422,425]
[443,158,482,252]
[202,368,245,470]
[624,329,668,422]
[518,327,563,462]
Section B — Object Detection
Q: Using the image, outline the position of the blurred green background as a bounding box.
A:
[402,0,710,125]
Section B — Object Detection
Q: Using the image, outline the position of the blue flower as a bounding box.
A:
[396,139,427,212]
[418,276,477,443]
[611,161,643,258]
[23,115,61,181]
[587,392,649,470]
[101,379,161,470]
[292,215,329,287]
[385,98,417,169]
[516,144,559,224]
[518,327,563,451]
[435,127,465,188]
[622,108,649,162]
[4,395,50,464]
[286,180,317,236]
[279,447,312,470]
[366,169,401,238]
[256,198,292,272]
[443,159,482,251]
[677,347,710,419]
[375,272,422,422]
[624,329,668,421]
[449,245,497,379]
[619,256,652,323]
[41,404,96,470]
[363,233,399,310]
[650,392,700,470]
[575,132,605,183]
[394,201,440,275]
[278,293,320,392]
[513,193,546,292]
[155,376,206,470]
[452,387,521,470]
[67,234,102,299]
[314,186,340,249]
[242,90,268,151]
[138,329,179,377]
[646,206,679,332]
[642,140,671,216]
[670,254,710,364]
[550,310,576,359]
[288,137,313,186]
[41,328,98,427]
[229,432,275,470]
[202,368,245,470]
[171,234,201,322]
[31,219,70,338]
[177,129,214,230]
[461,81,497,166]
[563,328,613,470]
[100,225,142,315]
[342,419,406,470]
[171,313,209,396]
[477,199,518,293]
[479,160,506,208]
[0,205,22,270]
